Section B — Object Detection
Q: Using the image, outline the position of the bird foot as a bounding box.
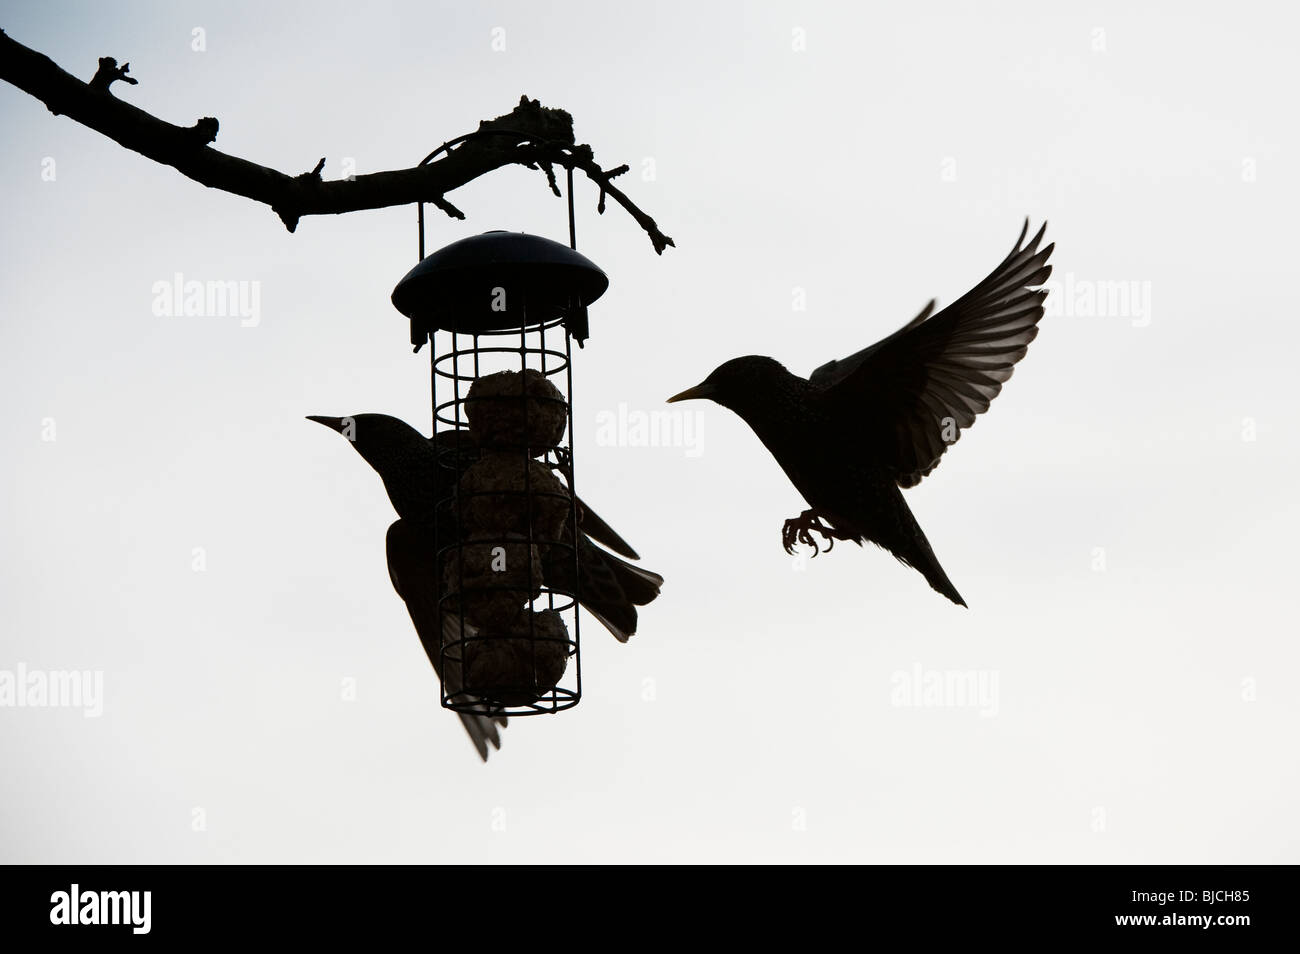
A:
[550,446,573,481]
[782,509,850,557]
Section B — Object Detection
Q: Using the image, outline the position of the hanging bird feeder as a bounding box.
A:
[390,184,608,718]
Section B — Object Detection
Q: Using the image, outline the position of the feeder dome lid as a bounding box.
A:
[392,231,608,341]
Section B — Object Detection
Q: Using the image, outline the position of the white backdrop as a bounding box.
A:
[1,1,1295,863]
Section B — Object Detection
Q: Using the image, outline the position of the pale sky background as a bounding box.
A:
[1,1,1295,863]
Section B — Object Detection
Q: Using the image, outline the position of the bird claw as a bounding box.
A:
[550,447,574,485]
[781,510,845,557]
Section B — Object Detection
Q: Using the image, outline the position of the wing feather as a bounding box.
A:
[815,221,1054,487]
[386,519,506,762]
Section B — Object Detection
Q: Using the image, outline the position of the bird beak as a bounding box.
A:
[306,415,345,433]
[667,383,713,404]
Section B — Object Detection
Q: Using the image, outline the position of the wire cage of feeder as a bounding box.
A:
[391,204,608,717]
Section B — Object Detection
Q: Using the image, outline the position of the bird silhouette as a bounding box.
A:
[667,221,1054,606]
[307,414,662,759]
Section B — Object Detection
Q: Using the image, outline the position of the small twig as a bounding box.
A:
[431,196,466,220]
[297,157,327,180]
[88,56,136,91]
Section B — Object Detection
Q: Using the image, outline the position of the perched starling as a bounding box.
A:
[667,221,1054,607]
[307,414,663,759]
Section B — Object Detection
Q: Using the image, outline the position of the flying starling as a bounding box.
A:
[307,414,662,759]
[667,221,1054,607]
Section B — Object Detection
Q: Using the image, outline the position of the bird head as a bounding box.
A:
[667,356,793,414]
[306,412,417,452]
[306,413,436,518]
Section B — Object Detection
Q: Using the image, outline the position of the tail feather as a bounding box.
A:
[457,710,505,761]
[857,487,967,607]
[441,617,507,761]
[543,536,664,643]
[890,507,967,608]
[579,543,664,642]
[607,552,664,607]
[892,535,967,607]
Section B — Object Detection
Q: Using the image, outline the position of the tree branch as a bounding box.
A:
[0,29,674,252]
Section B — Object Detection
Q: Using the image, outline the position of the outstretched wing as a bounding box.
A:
[386,519,506,762]
[815,220,1053,488]
[809,299,936,389]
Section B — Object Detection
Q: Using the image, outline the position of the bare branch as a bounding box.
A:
[0,29,673,252]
